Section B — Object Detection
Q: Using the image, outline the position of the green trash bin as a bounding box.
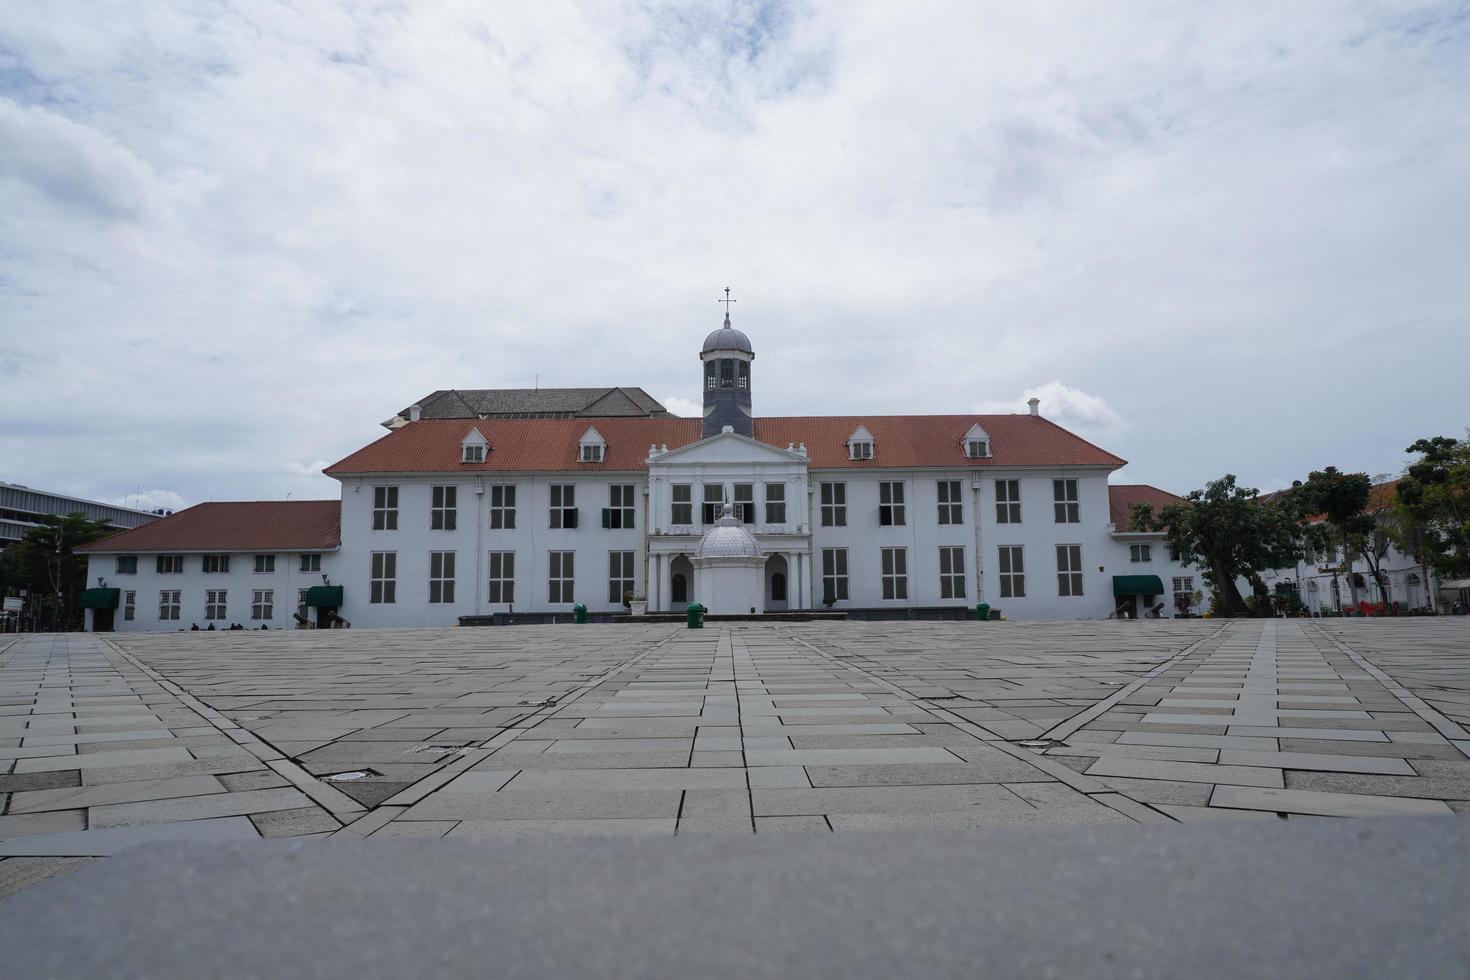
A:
[975,602,991,622]
[572,603,588,625]
[686,603,706,629]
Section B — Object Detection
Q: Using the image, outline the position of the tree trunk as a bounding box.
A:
[1211,559,1246,615]
[1343,532,1359,609]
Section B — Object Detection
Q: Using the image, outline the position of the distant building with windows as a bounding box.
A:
[1,480,158,549]
[78,310,1205,630]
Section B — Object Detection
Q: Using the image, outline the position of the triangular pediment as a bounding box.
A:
[963,422,990,442]
[652,430,807,466]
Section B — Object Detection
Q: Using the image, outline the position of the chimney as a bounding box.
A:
[408,404,422,422]
[1027,397,1040,417]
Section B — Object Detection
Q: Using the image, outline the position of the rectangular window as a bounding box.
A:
[702,483,724,525]
[251,589,274,620]
[431,485,458,530]
[461,443,484,464]
[158,590,181,620]
[253,554,275,574]
[998,546,1025,599]
[370,552,397,604]
[671,484,693,525]
[1053,479,1080,524]
[123,590,136,621]
[550,484,577,529]
[967,439,989,459]
[372,485,399,530]
[549,551,575,603]
[299,554,321,572]
[733,483,754,524]
[881,547,908,600]
[1056,545,1084,597]
[1168,543,1184,562]
[995,480,1021,524]
[429,551,456,604]
[937,480,963,525]
[488,551,515,604]
[157,555,184,574]
[820,482,847,527]
[205,589,227,621]
[489,485,516,529]
[602,485,635,529]
[297,589,309,615]
[580,443,603,463]
[608,551,635,604]
[1172,576,1194,594]
[1129,544,1152,563]
[765,484,786,525]
[115,556,137,575]
[850,440,873,460]
[202,554,229,574]
[879,482,906,526]
[939,546,966,599]
[821,548,849,602]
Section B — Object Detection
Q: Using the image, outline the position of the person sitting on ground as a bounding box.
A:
[190,623,199,631]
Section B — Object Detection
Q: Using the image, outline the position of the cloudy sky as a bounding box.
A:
[2,1,1467,512]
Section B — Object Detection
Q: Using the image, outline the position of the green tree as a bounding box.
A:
[1394,437,1470,579]
[1131,475,1305,617]
[0,514,119,631]
[1290,467,1374,608]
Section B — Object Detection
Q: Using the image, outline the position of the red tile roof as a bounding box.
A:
[1109,484,1188,529]
[77,501,341,553]
[324,415,1125,476]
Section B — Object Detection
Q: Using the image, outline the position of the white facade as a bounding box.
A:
[83,549,339,632]
[1256,534,1442,614]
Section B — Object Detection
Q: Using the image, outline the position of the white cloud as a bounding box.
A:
[661,396,701,418]
[1,2,1466,504]
[977,381,1125,442]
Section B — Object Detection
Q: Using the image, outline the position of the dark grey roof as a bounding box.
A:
[702,315,753,354]
[390,387,673,426]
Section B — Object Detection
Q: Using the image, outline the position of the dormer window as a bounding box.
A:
[962,423,991,459]
[578,426,606,464]
[847,425,875,461]
[460,427,488,464]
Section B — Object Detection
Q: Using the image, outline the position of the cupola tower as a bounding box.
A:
[701,288,754,437]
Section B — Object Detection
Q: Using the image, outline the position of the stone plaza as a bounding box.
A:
[3,617,1468,880]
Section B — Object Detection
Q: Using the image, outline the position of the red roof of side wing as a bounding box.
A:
[1108,484,1188,529]
[76,501,341,553]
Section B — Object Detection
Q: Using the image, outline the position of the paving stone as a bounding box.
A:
[7,775,227,814]
[1210,785,1455,817]
[1085,757,1285,788]
[249,808,343,838]
[0,771,81,794]
[369,821,458,838]
[0,811,86,839]
[446,818,676,838]
[90,787,317,829]
[217,770,292,792]
[1218,751,1416,775]
[752,784,1022,817]
[14,747,194,774]
[0,816,261,857]
[754,816,830,832]
[505,769,746,791]
[1093,776,1214,806]
[0,856,95,899]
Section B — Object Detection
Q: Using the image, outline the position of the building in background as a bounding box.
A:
[80,310,1211,631]
[1,481,158,550]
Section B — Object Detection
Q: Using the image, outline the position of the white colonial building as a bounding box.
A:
[79,313,1210,630]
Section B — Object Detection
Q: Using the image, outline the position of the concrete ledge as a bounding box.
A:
[2,818,1467,978]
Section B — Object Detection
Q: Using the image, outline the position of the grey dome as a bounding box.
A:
[696,504,761,560]
[702,315,753,354]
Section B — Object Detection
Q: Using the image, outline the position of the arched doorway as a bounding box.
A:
[1405,572,1422,610]
[670,555,693,610]
[765,554,789,611]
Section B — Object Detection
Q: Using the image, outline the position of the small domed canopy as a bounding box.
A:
[702,314,753,354]
[696,503,761,560]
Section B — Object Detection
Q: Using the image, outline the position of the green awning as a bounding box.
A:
[1113,575,1165,597]
[80,588,121,610]
[305,585,344,608]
